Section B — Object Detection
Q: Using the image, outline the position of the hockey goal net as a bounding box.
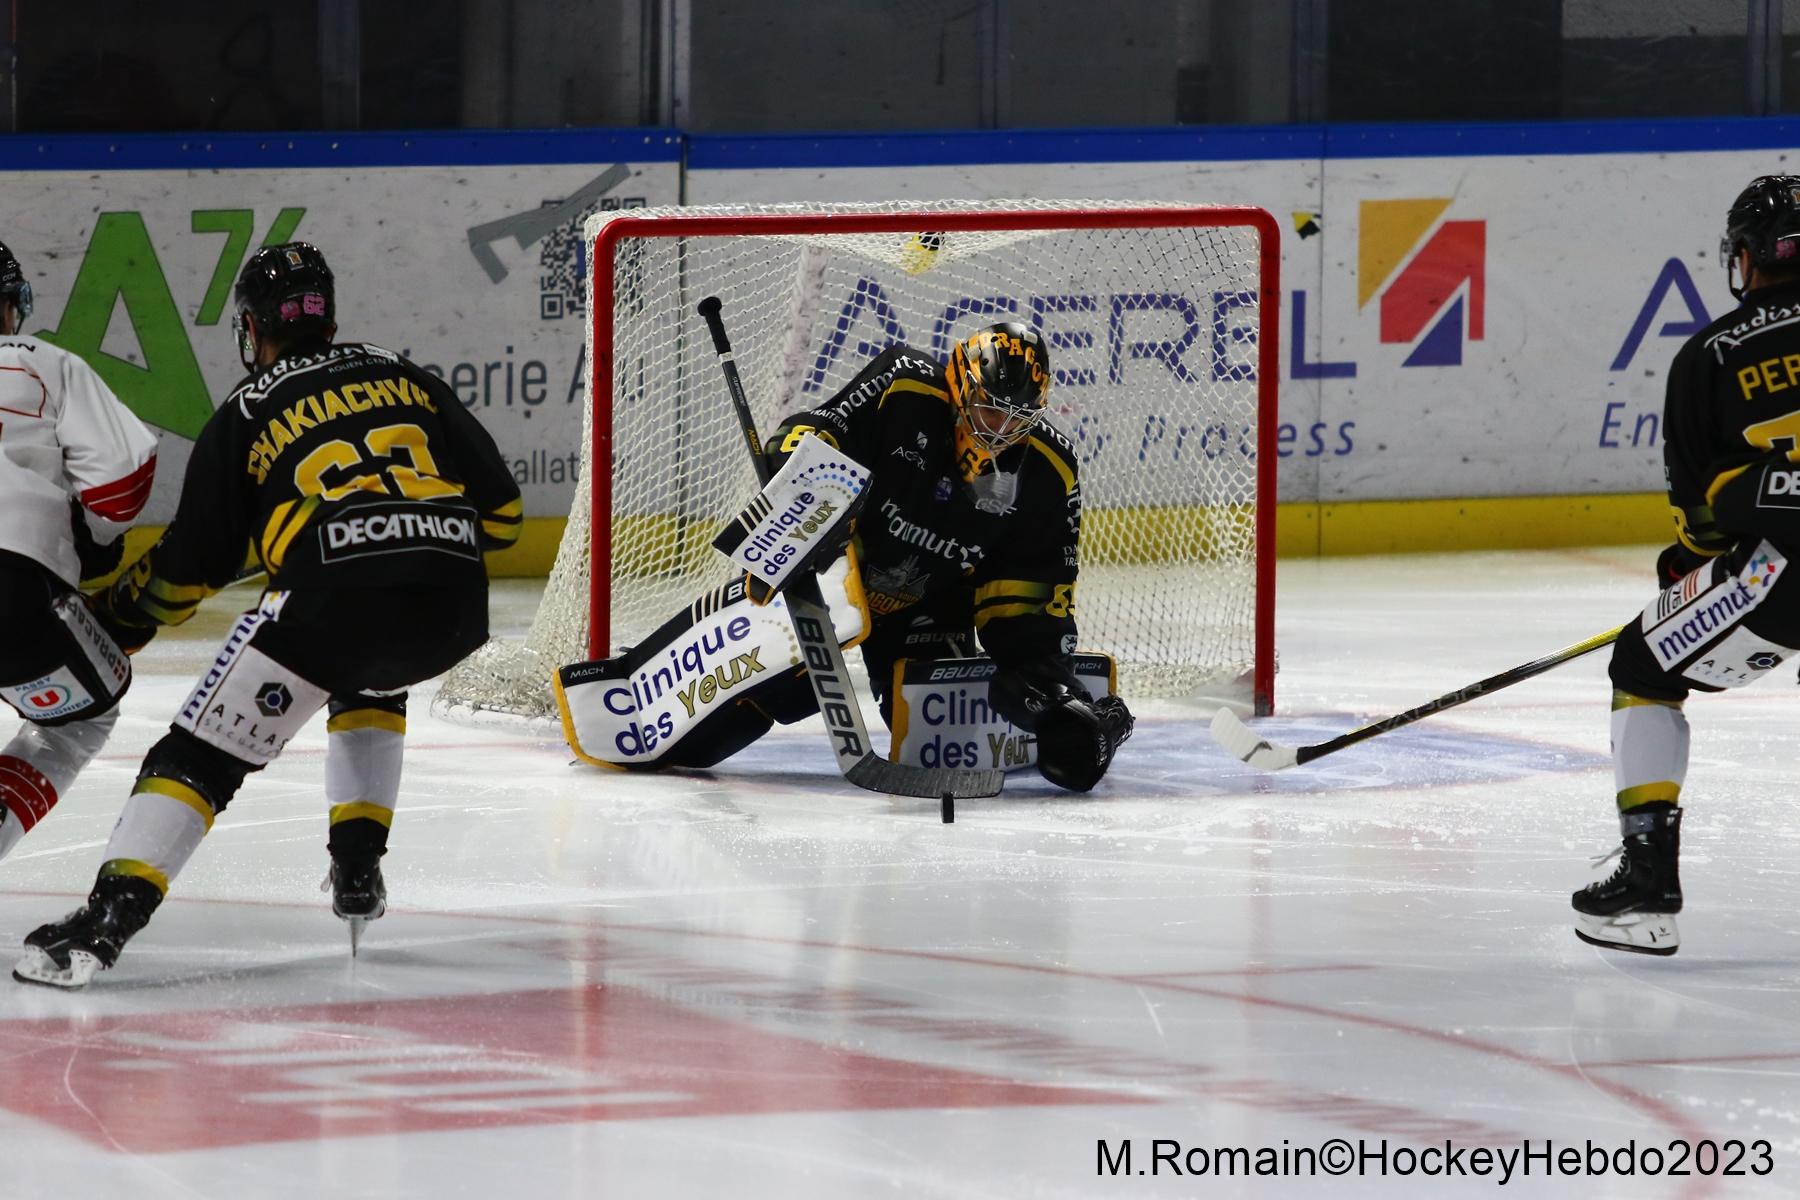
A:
[437,199,1277,723]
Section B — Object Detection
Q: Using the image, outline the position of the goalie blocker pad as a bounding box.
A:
[555,552,871,769]
[712,432,868,601]
[887,653,1116,773]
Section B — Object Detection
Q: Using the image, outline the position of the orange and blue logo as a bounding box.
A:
[1359,199,1486,367]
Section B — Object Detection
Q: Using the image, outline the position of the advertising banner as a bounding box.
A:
[688,126,1779,521]
[0,132,680,536]
[16,121,1791,561]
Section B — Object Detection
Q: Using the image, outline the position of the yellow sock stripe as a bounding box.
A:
[1612,691,1683,712]
[974,577,1052,606]
[330,801,395,829]
[99,858,171,895]
[133,775,215,832]
[1617,782,1681,810]
[326,708,407,734]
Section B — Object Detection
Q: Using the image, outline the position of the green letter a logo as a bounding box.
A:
[40,212,213,439]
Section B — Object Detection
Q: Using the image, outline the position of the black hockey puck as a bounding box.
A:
[941,791,954,823]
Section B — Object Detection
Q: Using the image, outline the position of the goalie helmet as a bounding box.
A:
[0,241,33,329]
[1721,175,1800,298]
[946,321,1051,485]
[233,242,335,368]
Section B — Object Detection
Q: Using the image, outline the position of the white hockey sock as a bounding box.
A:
[1611,692,1688,808]
[325,707,404,840]
[0,710,118,861]
[99,776,215,895]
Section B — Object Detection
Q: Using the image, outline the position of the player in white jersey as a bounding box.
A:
[0,240,158,864]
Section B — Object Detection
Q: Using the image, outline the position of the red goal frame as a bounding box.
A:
[588,206,1280,714]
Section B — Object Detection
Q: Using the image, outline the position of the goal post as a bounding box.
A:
[436,199,1279,724]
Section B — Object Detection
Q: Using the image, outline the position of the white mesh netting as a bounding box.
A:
[436,199,1272,723]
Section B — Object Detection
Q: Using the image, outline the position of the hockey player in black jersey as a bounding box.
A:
[1573,176,1800,956]
[561,321,1133,792]
[14,243,523,988]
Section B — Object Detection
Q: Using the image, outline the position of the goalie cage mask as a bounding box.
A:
[946,321,1051,485]
[233,242,336,368]
[1722,175,1800,298]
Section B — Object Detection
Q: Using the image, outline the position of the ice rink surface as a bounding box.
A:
[2,545,1798,1199]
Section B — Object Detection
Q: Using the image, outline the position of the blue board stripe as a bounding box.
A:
[690,116,1800,169]
[0,129,685,171]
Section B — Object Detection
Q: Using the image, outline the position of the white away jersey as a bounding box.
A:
[0,335,157,585]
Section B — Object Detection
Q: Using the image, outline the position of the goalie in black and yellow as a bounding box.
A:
[556,321,1133,791]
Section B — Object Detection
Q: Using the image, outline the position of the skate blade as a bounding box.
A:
[1574,911,1680,956]
[12,946,103,989]
[338,899,385,957]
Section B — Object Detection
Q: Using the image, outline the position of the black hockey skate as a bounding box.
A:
[323,855,386,956]
[1572,804,1682,956]
[14,875,163,989]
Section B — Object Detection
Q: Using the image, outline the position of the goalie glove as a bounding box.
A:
[1034,691,1134,793]
[989,668,1134,792]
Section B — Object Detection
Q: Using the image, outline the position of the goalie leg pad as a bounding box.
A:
[557,559,866,769]
[886,654,1121,779]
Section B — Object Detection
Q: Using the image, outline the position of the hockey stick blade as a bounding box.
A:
[847,755,1003,799]
[1210,624,1625,771]
[1209,708,1300,770]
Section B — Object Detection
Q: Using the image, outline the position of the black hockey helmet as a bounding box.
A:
[1721,175,1800,298]
[232,241,335,367]
[0,241,34,328]
[946,321,1051,479]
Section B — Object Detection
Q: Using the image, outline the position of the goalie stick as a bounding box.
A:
[1211,624,1624,770]
[696,296,1004,801]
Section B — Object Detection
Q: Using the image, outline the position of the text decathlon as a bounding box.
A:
[1653,581,1755,664]
[325,511,478,549]
[600,615,755,717]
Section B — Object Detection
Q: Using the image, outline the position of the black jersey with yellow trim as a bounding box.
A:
[1665,279,1800,557]
[112,339,521,627]
[768,343,1082,680]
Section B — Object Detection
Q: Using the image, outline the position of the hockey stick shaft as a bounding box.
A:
[695,296,1002,800]
[1212,624,1623,770]
[1292,624,1623,764]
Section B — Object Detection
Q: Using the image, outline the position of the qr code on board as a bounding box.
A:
[538,196,646,320]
